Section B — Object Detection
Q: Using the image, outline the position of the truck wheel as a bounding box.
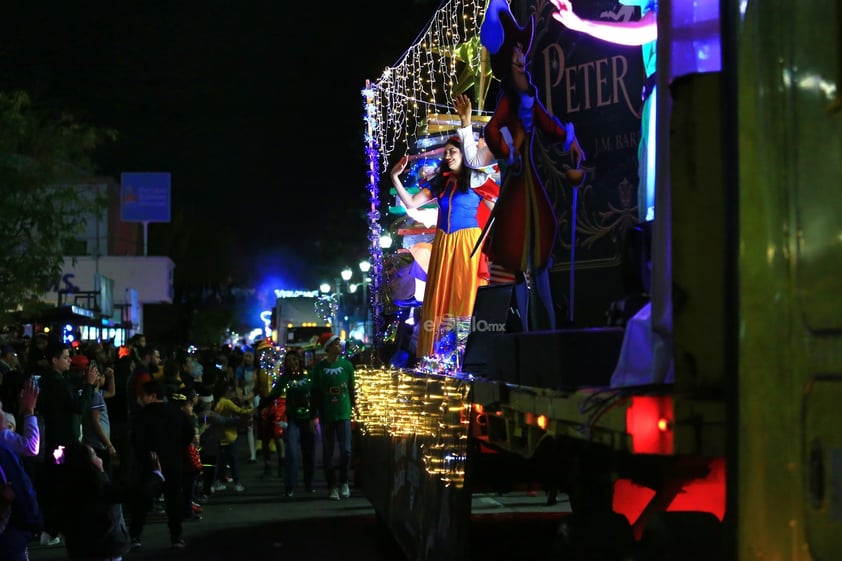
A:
[551,511,634,560]
[636,511,722,561]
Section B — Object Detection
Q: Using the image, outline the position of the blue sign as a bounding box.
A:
[121,172,171,223]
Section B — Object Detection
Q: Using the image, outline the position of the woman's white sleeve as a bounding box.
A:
[457,125,494,169]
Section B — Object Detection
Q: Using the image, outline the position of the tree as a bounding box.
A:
[0,91,113,323]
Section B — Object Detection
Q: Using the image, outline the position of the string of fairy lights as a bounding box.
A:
[354,366,471,487]
[363,85,385,349]
[364,0,487,171]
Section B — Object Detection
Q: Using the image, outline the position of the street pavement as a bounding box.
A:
[27,446,572,561]
[28,450,405,561]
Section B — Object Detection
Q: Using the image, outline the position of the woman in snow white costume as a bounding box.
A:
[480,0,584,331]
[390,136,499,359]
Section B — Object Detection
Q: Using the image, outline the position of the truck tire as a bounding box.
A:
[551,511,634,560]
[636,511,722,561]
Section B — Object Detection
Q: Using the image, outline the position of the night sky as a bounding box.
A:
[1,1,437,289]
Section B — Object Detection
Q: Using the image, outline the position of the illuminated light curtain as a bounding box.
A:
[354,366,471,487]
[366,0,486,171]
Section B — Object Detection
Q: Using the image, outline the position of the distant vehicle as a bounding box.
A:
[272,295,332,366]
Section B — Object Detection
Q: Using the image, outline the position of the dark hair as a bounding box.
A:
[499,71,539,115]
[213,380,229,401]
[283,352,305,378]
[136,345,158,361]
[194,399,211,415]
[58,440,101,492]
[202,364,220,390]
[162,358,180,381]
[45,339,69,361]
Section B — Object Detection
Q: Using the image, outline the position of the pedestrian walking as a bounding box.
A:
[309,334,356,500]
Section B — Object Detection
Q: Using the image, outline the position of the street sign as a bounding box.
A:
[120,172,171,223]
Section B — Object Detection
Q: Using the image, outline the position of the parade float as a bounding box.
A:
[352,1,841,561]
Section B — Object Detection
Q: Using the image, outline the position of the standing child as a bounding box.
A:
[234,349,264,463]
[196,400,239,499]
[211,381,253,492]
[257,391,286,480]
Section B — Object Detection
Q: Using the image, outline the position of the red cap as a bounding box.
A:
[317,332,340,352]
[70,355,90,370]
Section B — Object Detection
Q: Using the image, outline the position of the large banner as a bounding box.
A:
[508,0,645,326]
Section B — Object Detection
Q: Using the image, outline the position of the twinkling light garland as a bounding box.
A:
[365,0,488,171]
[257,342,284,386]
[354,366,471,487]
[362,83,385,354]
[315,294,339,325]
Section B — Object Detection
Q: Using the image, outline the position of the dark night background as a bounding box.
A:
[0,0,438,292]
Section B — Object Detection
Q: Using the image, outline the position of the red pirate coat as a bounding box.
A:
[484,89,573,272]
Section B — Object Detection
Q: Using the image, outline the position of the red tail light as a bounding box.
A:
[626,395,673,454]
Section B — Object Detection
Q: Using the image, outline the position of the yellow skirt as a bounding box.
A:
[416,227,488,358]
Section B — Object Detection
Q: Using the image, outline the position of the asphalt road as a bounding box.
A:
[26,438,573,561]
[28,450,406,561]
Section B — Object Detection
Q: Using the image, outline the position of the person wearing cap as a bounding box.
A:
[167,390,203,522]
[309,333,356,500]
[390,124,500,359]
[68,354,96,443]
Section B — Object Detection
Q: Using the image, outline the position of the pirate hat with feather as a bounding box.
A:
[481,0,535,80]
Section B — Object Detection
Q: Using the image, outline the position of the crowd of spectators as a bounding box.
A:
[0,331,300,559]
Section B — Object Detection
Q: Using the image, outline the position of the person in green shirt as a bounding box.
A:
[309,334,356,501]
[263,348,315,497]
